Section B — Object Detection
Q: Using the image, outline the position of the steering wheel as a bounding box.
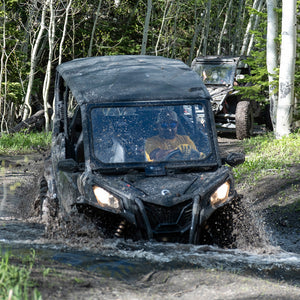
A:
[164,147,203,161]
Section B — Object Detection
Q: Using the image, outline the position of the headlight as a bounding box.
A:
[210,181,230,207]
[93,186,120,210]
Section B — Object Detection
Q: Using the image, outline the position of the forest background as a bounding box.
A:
[0,0,299,137]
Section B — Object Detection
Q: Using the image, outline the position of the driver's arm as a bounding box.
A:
[145,136,171,161]
[148,148,173,160]
[176,136,198,152]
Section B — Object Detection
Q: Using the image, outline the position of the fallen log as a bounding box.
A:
[10,110,46,133]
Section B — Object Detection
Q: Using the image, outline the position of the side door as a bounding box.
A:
[51,72,81,212]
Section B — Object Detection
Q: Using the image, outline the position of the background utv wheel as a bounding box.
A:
[235,101,254,140]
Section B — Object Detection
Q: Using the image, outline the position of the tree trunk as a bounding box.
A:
[201,0,211,56]
[188,20,202,66]
[275,0,296,138]
[217,0,233,56]
[0,1,6,132]
[23,0,48,121]
[240,0,259,56]
[43,0,55,133]
[155,0,173,56]
[247,0,264,56]
[170,0,180,59]
[88,0,103,57]
[231,0,245,55]
[10,110,46,133]
[266,0,278,129]
[141,0,152,55]
[59,0,72,65]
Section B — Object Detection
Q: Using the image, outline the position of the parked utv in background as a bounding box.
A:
[43,55,245,247]
[191,56,270,140]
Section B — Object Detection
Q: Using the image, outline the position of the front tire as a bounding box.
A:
[235,101,254,140]
[195,199,241,248]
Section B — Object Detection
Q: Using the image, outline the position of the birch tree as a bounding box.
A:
[23,0,48,121]
[246,0,264,56]
[240,0,260,56]
[200,0,211,56]
[155,0,174,56]
[188,2,205,65]
[141,0,152,55]
[0,1,7,132]
[275,0,297,138]
[231,0,245,55]
[42,0,55,133]
[266,0,278,129]
[88,0,103,57]
[217,0,233,56]
[59,0,72,65]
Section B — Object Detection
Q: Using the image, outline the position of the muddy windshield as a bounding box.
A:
[192,63,235,85]
[90,104,213,165]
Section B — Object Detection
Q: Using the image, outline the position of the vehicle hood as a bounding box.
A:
[206,86,233,98]
[96,167,229,207]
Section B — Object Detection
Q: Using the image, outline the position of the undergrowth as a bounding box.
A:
[0,249,41,300]
[233,131,300,185]
[0,132,51,155]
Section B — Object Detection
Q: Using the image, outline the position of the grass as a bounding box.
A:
[0,249,41,300]
[0,131,51,155]
[233,131,300,184]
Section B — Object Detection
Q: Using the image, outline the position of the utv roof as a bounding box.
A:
[56,55,211,105]
[192,56,246,64]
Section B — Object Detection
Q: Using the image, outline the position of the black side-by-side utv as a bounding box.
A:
[43,55,244,245]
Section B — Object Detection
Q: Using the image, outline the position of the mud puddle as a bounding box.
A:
[1,235,300,285]
[0,152,300,289]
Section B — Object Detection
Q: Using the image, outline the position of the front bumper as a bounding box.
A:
[133,191,238,244]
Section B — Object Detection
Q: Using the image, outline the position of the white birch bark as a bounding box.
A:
[141,0,152,55]
[23,0,48,121]
[59,0,72,64]
[276,0,296,138]
[155,0,173,56]
[43,0,55,133]
[0,1,6,132]
[217,0,233,56]
[88,0,103,57]
[188,20,203,65]
[240,0,259,56]
[247,0,264,56]
[266,0,278,128]
[0,1,6,110]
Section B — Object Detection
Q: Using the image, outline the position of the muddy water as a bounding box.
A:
[0,154,300,286]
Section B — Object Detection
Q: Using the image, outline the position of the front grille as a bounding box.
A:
[143,200,192,233]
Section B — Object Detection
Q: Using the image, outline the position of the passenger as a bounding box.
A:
[145,110,199,161]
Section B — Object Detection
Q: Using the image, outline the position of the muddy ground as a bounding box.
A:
[2,135,300,299]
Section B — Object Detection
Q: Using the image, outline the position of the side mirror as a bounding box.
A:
[222,152,245,167]
[57,158,79,172]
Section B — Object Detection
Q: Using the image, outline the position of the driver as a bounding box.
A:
[145,110,198,161]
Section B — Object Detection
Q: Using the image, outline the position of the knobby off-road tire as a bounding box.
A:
[235,101,254,140]
[196,200,239,248]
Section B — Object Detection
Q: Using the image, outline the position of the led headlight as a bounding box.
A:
[210,181,230,207]
[93,186,120,210]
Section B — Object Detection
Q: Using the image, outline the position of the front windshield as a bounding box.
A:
[90,104,213,164]
[193,62,235,85]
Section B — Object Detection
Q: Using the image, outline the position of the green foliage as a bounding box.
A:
[0,0,299,131]
[234,10,271,104]
[0,249,42,300]
[233,132,300,184]
[0,131,51,154]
